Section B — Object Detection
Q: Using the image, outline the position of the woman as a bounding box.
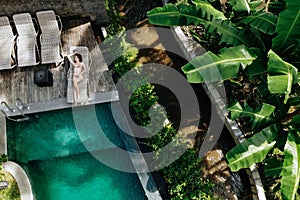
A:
[67,53,87,105]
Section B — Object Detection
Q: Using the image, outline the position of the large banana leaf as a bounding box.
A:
[228,0,250,13]
[281,132,300,200]
[245,48,267,76]
[192,0,226,20]
[272,0,300,51]
[147,3,224,25]
[264,157,283,178]
[289,115,300,132]
[181,45,257,83]
[147,3,255,46]
[248,0,264,10]
[241,11,278,35]
[280,40,300,67]
[227,101,275,130]
[267,50,298,103]
[228,0,263,12]
[226,124,279,172]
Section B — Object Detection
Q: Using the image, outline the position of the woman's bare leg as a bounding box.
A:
[73,79,79,105]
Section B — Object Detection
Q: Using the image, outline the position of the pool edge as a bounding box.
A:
[110,101,163,200]
[3,161,33,200]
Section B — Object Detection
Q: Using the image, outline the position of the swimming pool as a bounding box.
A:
[7,103,147,200]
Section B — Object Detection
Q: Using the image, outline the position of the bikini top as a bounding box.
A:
[73,63,82,75]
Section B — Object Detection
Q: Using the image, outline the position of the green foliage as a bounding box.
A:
[0,155,7,170]
[113,55,137,77]
[268,0,286,14]
[147,2,257,46]
[103,30,159,128]
[226,124,278,171]
[227,101,275,130]
[161,149,214,200]
[192,0,227,20]
[147,124,214,199]
[103,6,211,199]
[288,115,300,131]
[103,0,124,36]
[130,84,159,126]
[147,124,177,150]
[272,0,300,66]
[264,157,283,178]
[228,0,251,13]
[240,11,278,35]
[267,50,298,103]
[102,30,139,78]
[182,45,257,83]
[272,0,300,53]
[0,169,20,200]
[281,132,300,200]
[228,0,263,12]
[147,0,300,198]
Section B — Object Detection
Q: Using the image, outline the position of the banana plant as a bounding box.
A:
[147,2,261,47]
[181,45,257,82]
[240,11,277,35]
[281,132,300,200]
[225,124,279,171]
[227,101,276,130]
[147,0,300,198]
[272,0,300,54]
[228,0,264,12]
[267,50,299,103]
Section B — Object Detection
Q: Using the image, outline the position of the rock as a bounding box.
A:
[202,149,239,200]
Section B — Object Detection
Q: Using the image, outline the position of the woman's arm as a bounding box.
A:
[67,53,76,66]
[81,62,87,74]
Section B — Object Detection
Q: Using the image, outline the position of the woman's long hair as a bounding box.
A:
[74,53,83,62]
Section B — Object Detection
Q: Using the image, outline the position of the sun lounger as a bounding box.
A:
[67,46,90,104]
[36,10,62,34]
[40,33,61,64]
[36,10,63,64]
[0,16,16,70]
[13,13,39,67]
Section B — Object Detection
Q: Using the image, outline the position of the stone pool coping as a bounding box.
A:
[170,26,267,200]
[2,161,33,200]
[111,101,162,200]
[4,91,119,117]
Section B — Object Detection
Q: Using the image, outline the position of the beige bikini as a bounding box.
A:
[73,63,84,82]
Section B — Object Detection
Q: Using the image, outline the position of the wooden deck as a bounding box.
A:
[0,18,118,116]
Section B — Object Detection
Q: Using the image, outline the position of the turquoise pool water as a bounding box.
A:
[7,103,147,200]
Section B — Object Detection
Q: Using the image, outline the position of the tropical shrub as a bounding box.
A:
[147,0,300,199]
[147,124,214,199]
[161,149,214,200]
[102,29,159,126]
[129,83,159,125]
[103,3,215,198]
[101,30,139,76]
[104,0,124,36]
[0,154,8,170]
